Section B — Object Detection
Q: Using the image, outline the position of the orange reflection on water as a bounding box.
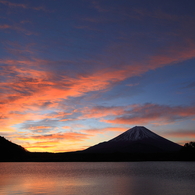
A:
[0,162,97,195]
[1,162,195,195]
[0,172,94,195]
[0,162,133,195]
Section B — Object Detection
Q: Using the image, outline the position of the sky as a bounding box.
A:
[0,0,195,152]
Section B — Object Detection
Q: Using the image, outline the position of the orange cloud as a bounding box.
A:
[24,144,57,152]
[16,131,91,152]
[18,132,90,142]
[0,125,15,132]
[27,140,59,146]
[62,126,70,129]
[0,58,50,68]
[0,111,45,132]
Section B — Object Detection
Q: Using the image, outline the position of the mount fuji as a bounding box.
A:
[84,126,182,153]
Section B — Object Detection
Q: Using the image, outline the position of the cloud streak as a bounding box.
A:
[82,127,127,134]
[16,131,91,152]
[0,0,50,11]
[0,0,27,8]
[104,103,195,125]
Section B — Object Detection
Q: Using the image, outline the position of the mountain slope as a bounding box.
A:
[84,126,182,153]
[0,136,28,161]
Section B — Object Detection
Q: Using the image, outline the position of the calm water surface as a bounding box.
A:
[0,162,195,195]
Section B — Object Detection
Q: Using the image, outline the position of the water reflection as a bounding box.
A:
[0,162,195,195]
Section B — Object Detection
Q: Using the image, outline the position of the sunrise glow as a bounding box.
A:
[0,0,195,152]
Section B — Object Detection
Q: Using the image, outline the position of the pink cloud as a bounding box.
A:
[0,22,36,35]
[164,131,195,138]
[163,131,195,146]
[81,105,128,119]
[0,24,10,29]
[82,127,127,134]
[0,0,27,8]
[104,103,195,125]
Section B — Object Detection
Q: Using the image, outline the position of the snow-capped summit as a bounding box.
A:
[110,126,158,142]
[84,126,182,153]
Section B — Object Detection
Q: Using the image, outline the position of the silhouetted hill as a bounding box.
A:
[0,136,28,161]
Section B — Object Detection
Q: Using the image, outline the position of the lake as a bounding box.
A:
[0,162,195,195]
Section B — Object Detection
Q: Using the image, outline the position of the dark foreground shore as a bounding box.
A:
[1,149,195,162]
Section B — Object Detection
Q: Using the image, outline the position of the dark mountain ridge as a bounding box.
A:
[84,126,182,153]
